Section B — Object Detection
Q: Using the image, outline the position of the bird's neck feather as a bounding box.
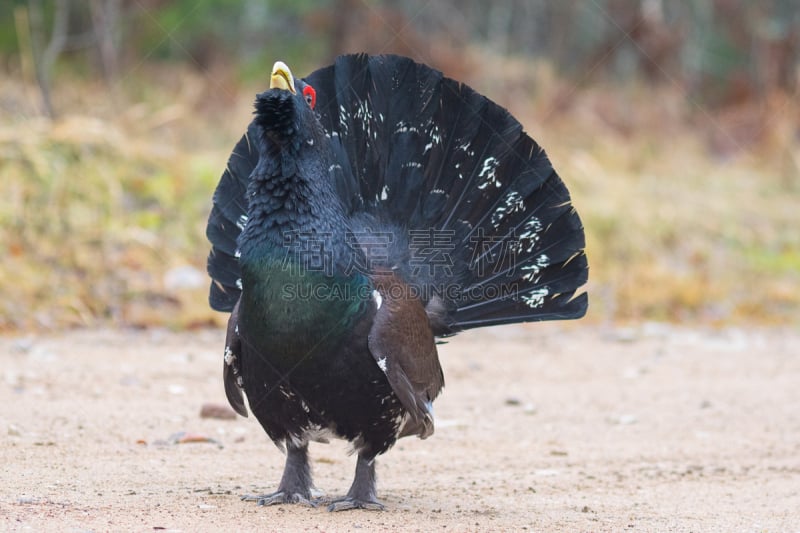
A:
[238,141,347,261]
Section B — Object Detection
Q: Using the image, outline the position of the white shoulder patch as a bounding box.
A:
[224,346,236,366]
[372,290,383,310]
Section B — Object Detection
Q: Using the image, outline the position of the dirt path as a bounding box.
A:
[2,324,799,532]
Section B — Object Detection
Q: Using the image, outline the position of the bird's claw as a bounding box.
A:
[327,497,385,512]
[242,491,316,507]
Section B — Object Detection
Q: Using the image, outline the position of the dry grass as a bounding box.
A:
[1,61,798,331]
[535,86,800,325]
[0,70,242,331]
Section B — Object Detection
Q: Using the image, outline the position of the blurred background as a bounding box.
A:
[0,0,798,331]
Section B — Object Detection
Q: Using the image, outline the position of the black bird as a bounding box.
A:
[206,54,588,511]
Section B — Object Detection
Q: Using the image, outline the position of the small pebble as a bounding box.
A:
[609,414,638,425]
[200,403,237,420]
[12,338,34,353]
[613,328,638,343]
[167,431,223,448]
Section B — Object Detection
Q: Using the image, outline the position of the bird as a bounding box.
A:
[206,53,588,511]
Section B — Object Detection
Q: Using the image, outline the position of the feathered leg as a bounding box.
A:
[328,454,384,511]
[242,442,315,506]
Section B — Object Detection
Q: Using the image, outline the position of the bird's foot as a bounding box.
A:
[327,496,385,512]
[329,453,384,511]
[242,491,316,507]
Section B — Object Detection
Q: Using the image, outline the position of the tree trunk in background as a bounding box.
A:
[27,0,71,118]
[89,0,121,83]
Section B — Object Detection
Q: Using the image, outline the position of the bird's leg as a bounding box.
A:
[328,454,385,511]
[242,442,315,506]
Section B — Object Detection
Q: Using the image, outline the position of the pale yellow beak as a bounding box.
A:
[270,61,296,94]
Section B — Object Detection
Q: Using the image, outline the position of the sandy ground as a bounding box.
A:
[1,324,799,532]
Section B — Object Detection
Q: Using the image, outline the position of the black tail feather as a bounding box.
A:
[453,291,588,329]
[206,124,259,312]
[207,54,588,329]
[305,54,588,331]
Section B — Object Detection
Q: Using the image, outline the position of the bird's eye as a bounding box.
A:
[303,85,316,109]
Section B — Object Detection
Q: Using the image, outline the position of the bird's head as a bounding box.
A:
[254,61,320,149]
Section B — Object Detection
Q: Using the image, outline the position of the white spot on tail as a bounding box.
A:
[517,217,544,253]
[338,105,350,136]
[521,255,550,282]
[376,357,387,373]
[372,290,383,310]
[235,278,242,290]
[521,287,549,309]
[424,124,442,154]
[520,217,543,239]
[380,185,389,201]
[477,157,501,190]
[491,190,525,228]
[394,122,419,134]
[354,99,376,140]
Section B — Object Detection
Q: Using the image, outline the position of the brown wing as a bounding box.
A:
[223,297,248,417]
[367,273,444,439]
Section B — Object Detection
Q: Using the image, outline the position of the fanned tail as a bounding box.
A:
[305,54,588,333]
[206,123,258,312]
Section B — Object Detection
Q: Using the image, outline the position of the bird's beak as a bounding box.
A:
[270,61,296,94]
